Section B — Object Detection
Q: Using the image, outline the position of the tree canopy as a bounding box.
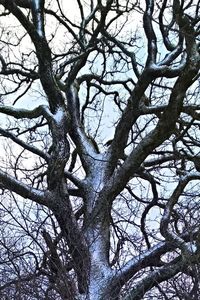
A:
[0,0,199,299]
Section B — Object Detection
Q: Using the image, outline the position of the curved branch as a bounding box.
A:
[0,104,53,121]
[104,45,199,202]
[124,257,186,300]
[160,172,200,254]
[0,0,66,112]
[0,168,47,205]
[0,127,49,161]
[143,0,157,66]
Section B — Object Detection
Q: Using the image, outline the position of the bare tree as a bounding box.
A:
[0,0,199,299]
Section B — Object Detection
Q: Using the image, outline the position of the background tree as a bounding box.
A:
[0,0,199,299]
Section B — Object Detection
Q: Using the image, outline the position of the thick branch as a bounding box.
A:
[0,169,47,205]
[143,0,157,65]
[124,257,186,300]
[104,48,199,202]
[0,104,53,121]
[66,83,100,174]
[0,0,66,112]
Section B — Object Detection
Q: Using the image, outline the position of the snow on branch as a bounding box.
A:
[0,104,53,121]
